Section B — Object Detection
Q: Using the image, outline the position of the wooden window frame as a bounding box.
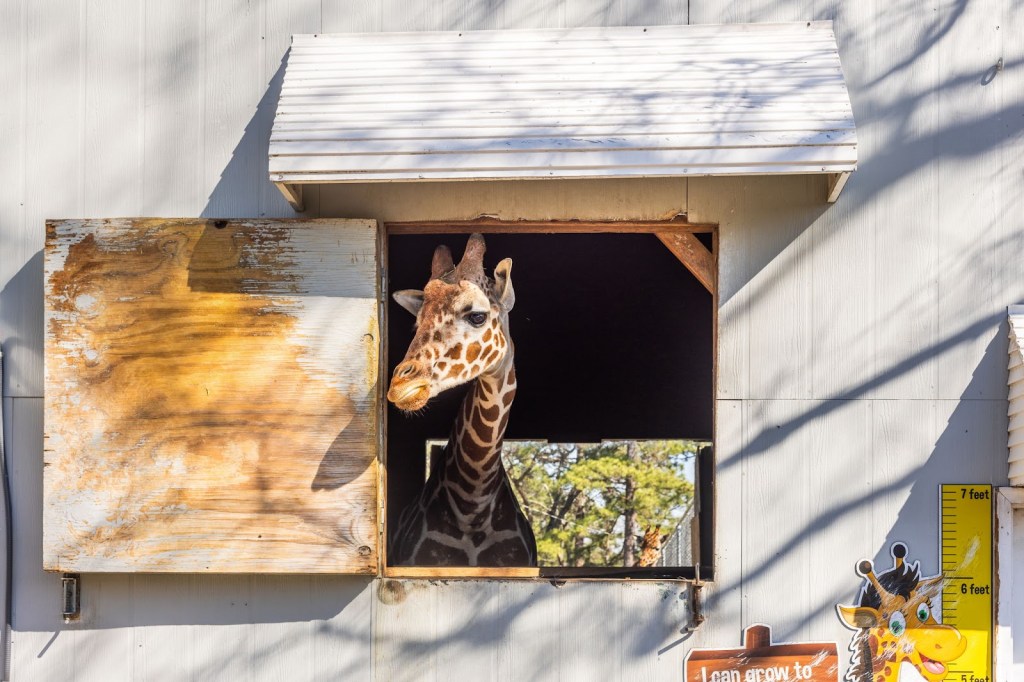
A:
[379,217,718,581]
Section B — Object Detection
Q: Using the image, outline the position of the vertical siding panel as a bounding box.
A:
[0,0,26,399]
[250,575,314,681]
[810,190,874,399]
[700,181,749,400]
[741,399,809,641]
[633,0,687,25]
[202,0,261,217]
[382,0,442,32]
[810,0,877,404]
[936,0,1006,400]
[617,583,691,681]
[263,0,321,218]
[132,575,198,682]
[501,0,565,29]
[871,400,936,559]
[322,0,381,32]
[0,397,11,675]
[142,0,203,215]
[193,577,254,681]
[433,582,502,680]
[694,400,743,648]
[870,1,940,401]
[804,400,872,647]
[1001,0,1024,310]
[934,399,1006,487]
[691,176,822,400]
[374,581,439,682]
[872,397,1004,571]
[9,398,76,681]
[565,0,623,27]
[17,0,83,398]
[497,581,559,682]
[557,582,621,680]
[688,0,814,23]
[443,0,505,30]
[807,0,877,402]
[83,0,142,217]
[74,574,134,682]
[311,578,373,681]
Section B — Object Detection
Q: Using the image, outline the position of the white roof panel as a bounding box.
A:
[270,22,857,209]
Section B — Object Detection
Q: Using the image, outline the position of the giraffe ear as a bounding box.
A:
[917,575,945,599]
[836,604,880,630]
[494,258,515,311]
[393,289,424,316]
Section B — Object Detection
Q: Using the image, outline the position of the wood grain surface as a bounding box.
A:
[44,218,380,573]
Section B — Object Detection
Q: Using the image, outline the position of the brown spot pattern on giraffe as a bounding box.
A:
[471,411,493,443]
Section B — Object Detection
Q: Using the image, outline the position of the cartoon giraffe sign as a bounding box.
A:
[835,542,967,682]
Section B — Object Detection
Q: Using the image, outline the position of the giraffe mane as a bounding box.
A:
[844,628,875,682]
[857,556,921,609]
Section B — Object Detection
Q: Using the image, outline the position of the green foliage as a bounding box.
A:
[503,440,699,567]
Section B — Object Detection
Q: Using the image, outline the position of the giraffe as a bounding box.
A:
[836,542,966,682]
[637,525,668,567]
[386,233,537,567]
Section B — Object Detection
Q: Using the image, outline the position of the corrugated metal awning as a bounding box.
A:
[270,22,857,211]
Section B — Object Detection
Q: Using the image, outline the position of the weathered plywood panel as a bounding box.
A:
[44,218,379,573]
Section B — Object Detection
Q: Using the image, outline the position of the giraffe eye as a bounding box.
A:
[917,603,930,622]
[889,611,906,635]
[467,312,487,326]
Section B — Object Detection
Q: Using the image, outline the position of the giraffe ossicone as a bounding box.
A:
[836,542,966,682]
[387,233,537,567]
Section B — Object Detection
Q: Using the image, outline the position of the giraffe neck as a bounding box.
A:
[437,353,517,525]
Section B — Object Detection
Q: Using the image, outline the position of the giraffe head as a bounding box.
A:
[836,542,966,682]
[387,233,515,412]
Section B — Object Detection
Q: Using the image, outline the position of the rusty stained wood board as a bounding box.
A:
[44,218,380,573]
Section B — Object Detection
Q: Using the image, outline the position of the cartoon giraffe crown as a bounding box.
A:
[837,542,966,682]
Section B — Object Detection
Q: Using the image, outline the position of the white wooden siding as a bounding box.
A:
[1009,307,1024,485]
[0,1,1020,681]
[270,22,857,196]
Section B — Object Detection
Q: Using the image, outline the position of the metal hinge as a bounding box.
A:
[61,574,80,622]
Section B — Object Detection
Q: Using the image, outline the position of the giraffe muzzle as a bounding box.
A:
[387,377,431,411]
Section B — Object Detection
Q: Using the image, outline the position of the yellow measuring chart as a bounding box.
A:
[939,484,992,682]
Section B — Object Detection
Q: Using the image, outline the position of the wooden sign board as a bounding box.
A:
[684,625,839,682]
[44,218,380,573]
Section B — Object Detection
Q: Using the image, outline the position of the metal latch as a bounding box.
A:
[61,574,80,622]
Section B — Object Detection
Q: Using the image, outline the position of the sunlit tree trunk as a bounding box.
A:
[622,441,639,567]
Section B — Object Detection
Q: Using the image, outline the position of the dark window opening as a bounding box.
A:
[386,230,715,579]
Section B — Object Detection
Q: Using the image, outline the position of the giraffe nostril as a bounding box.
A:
[396,362,418,378]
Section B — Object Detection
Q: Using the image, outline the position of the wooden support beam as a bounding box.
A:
[657,232,716,295]
[826,172,851,203]
[386,217,715,235]
[275,182,305,212]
